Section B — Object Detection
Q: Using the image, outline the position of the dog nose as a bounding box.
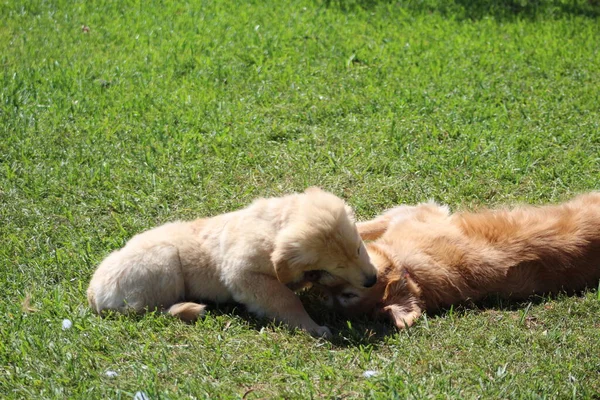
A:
[363,275,377,288]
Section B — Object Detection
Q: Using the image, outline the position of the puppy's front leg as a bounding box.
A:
[231,272,331,338]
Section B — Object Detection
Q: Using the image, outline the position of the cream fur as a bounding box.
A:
[87,187,377,337]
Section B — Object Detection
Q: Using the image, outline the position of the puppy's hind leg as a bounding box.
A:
[167,302,207,323]
[88,244,186,315]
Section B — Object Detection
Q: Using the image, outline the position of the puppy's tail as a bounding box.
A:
[167,302,207,323]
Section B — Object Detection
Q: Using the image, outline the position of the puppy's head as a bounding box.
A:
[315,245,391,315]
[315,245,423,329]
[271,187,378,289]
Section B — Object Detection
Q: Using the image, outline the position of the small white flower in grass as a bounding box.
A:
[134,391,150,400]
[105,370,118,378]
[363,370,379,378]
[62,319,72,330]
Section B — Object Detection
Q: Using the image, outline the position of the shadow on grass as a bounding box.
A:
[95,289,592,347]
[201,300,397,345]
[301,289,596,347]
[320,0,600,20]
[94,299,388,345]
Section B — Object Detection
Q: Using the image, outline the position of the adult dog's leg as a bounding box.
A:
[357,205,420,240]
[357,218,391,241]
[358,202,450,241]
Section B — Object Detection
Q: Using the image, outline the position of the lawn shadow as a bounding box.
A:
[470,292,549,311]
[180,301,278,332]
[301,288,597,346]
[96,289,591,346]
[206,299,397,343]
[320,0,600,20]
[299,291,397,346]
[94,297,389,342]
[176,294,397,344]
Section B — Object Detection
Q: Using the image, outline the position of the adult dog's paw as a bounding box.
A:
[311,325,332,339]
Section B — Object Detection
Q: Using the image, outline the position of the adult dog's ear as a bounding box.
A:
[380,275,423,329]
[382,303,423,329]
[271,232,318,285]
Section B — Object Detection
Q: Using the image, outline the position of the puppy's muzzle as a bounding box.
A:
[363,275,377,288]
[305,270,322,282]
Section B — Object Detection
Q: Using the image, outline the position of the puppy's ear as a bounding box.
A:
[344,204,355,221]
[382,303,422,329]
[271,236,318,284]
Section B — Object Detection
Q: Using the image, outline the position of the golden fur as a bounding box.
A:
[317,193,600,329]
[87,187,377,337]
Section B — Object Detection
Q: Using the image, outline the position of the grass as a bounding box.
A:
[1,0,600,398]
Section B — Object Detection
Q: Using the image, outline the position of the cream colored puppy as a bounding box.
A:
[87,187,377,337]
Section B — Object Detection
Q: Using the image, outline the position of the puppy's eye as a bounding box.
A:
[357,246,361,256]
[340,292,358,299]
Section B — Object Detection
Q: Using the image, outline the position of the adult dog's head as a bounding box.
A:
[271,187,378,290]
[314,243,424,329]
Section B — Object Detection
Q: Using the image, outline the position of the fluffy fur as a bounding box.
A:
[317,193,600,329]
[87,187,377,337]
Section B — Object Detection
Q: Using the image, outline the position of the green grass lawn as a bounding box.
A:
[2,0,600,398]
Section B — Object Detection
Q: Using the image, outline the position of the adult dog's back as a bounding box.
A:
[320,192,600,329]
[449,192,600,299]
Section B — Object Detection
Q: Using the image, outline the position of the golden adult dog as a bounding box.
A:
[87,187,377,337]
[318,193,600,329]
